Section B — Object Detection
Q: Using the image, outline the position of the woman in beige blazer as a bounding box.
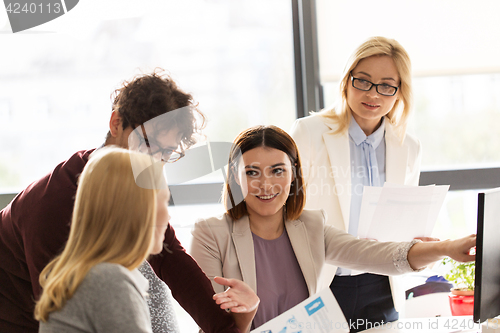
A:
[190,125,475,331]
[290,37,422,331]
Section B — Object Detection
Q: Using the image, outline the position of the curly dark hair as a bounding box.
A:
[107,68,206,150]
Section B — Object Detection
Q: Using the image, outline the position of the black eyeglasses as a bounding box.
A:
[137,124,185,163]
[350,74,399,96]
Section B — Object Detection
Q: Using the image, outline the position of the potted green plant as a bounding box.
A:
[441,257,475,315]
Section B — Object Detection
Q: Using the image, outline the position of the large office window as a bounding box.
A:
[412,74,500,168]
[0,0,296,193]
[0,1,295,331]
[2,0,495,327]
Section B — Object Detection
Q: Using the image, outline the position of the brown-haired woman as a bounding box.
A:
[190,125,475,331]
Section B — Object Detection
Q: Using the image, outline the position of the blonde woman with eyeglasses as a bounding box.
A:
[291,36,425,332]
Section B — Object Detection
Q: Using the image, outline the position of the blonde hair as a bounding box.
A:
[35,147,161,322]
[319,36,413,140]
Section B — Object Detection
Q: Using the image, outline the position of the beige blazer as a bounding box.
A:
[289,114,422,310]
[190,209,416,297]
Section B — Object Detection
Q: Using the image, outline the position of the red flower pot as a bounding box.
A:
[448,290,474,316]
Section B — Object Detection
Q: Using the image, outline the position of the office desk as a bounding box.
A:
[361,316,482,333]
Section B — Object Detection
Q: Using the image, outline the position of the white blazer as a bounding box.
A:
[190,210,417,297]
[290,114,422,310]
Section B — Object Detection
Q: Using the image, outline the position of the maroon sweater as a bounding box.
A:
[0,149,238,333]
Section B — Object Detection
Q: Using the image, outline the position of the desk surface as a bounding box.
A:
[361,317,482,333]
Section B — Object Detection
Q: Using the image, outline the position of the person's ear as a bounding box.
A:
[109,111,123,138]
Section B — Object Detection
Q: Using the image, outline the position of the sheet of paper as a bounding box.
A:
[251,288,349,333]
[357,183,449,242]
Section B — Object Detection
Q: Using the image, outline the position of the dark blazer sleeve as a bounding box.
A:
[148,223,239,333]
[17,150,92,298]
[0,149,93,333]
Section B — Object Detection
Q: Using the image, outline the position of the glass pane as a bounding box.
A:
[0,0,296,192]
[411,74,500,168]
[316,0,500,82]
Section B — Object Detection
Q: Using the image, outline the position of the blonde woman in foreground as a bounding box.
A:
[35,148,258,333]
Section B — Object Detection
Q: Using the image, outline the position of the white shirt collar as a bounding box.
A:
[349,115,386,148]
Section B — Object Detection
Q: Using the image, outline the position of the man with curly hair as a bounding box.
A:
[0,70,243,333]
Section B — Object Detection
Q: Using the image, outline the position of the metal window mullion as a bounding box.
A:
[292,0,323,119]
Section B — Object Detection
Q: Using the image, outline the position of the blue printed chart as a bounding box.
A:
[251,288,349,333]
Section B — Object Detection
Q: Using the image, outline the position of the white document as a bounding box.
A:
[251,288,349,333]
[357,183,449,242]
